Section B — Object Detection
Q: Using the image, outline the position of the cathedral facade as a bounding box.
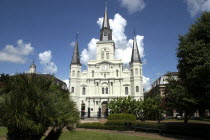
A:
[69,6,143,117]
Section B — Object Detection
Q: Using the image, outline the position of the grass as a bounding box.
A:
[0,127,160,140]
[0,127,7,137]
[59,131,160,140]
[162,119,210,123]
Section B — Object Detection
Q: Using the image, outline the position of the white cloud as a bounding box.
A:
[70,41,75,47]
[81,38,99,64]
[185,0,210,17]
[63,79,69,89]
[143,76,151,92]
[39,50,57,74]
[0,40,34,63]
[81,13,144,65]
[118,0,146,14]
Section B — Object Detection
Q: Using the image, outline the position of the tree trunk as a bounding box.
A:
[184,112,189,125]
[158,110,160,124]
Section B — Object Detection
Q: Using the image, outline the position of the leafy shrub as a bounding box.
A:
[105,120,137,127]
[107,114,136,121]
[77,122,131,131]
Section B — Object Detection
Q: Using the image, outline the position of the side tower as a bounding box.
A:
[130,32,144,100]
[69,34,81,104]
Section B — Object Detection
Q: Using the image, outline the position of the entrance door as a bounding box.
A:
[101,101,108,118]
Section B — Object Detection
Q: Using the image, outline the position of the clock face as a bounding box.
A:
[102,64,109,71]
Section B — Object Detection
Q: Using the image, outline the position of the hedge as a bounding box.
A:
[77,121,166,130]
[105,120,137,127]
[77,122,128,131]
[107,114,136,121]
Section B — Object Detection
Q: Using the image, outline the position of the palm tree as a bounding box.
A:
[0,73,79,140]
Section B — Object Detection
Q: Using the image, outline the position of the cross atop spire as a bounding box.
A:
[71,32,81,65]
[76,32,79,40]
[100,1,112,41]
[130,31,142,64]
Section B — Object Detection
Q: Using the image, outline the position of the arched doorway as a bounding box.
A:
[101,101,108,118]
[81,101,86,119]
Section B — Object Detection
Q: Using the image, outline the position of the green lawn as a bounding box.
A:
[0,127,160,140]
[59,131,160,140]
[162,119,210,123]
[0,127,7,137]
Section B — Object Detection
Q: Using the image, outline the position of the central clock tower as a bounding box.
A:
[96,3,115,61]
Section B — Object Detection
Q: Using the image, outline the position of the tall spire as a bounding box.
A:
[130,30,142,64]
[71,32,81,65]
[100,1,112,41]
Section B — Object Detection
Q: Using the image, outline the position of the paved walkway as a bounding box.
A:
[76,128,204,140]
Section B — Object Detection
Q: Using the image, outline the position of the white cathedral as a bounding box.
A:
[69,5,143,117]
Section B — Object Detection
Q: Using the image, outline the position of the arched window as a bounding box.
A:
[71,87,74,93]
[116,70,119,77]
[72,70,75,77]
[140,69,142,75]
[135,68,138,75]
[82,87,86,95]
[106,87,108,94]
[104,74,106,78]
[125,87,128,95]
[101,51,104,60]
[106,52,109,59]
[102,88,104,94]
[77,71,80,77]
[136,86,139,92]
[92,70,94,77]
[131,69,133,76]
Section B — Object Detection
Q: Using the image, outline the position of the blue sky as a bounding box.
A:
[0,0,209,90]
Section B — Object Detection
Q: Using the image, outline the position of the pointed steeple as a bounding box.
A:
[130,29,142,64]
[100,1,112,41]
[102,1,110,29]
[71,33,81,65]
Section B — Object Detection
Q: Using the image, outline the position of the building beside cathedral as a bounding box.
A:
[69,5,143,117]
[27,61,68,90]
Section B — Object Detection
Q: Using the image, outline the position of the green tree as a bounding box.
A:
[107,96,144,119]
[143,96,164,123]
[177,12,210,116]
[164,76,197,124]
[0,74,79,140]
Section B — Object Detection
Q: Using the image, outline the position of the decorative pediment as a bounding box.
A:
[81,84,87,87]
[96,60,114,65]
[123,84,130,86]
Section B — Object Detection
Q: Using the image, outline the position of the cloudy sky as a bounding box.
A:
[0,0,209,91]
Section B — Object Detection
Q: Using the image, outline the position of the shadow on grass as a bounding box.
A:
[44,129,62,140]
